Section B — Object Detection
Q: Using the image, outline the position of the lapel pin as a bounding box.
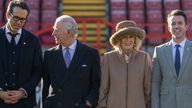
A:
[23,42,26,45]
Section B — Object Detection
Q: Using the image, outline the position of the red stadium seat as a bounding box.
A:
[129,0,144,9]
[0,10,2,22]
[41,34,55,45]
[27,10,40,23]
[0,0,3,9]
[25,0,40,10]
[42,10,58,23]
[146,0,162,9]
[182,0,192,9]
[41,23,53,29]
[111,1,126,10]
[24,23,39,33]
[147,10,163,23]
[165,0,180,10]
[42,0,58,10]
[184,10,192,22]
[111,10,126,23]
[129,10,144,23]
[147,24,163,34]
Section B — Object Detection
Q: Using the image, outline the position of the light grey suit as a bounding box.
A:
[152,39,192,108]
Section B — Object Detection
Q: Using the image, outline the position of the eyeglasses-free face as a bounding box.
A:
[9,12,27,23]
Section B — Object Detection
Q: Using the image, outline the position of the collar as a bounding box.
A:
[62,40,77,50]
[171,38,186,48]
[5,24,22,35]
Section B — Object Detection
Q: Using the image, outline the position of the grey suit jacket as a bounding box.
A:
[152,39,192,108]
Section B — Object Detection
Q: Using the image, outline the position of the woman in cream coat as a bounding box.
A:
[97,20,151,108]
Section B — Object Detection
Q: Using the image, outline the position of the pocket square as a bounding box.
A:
[81,64,87,67]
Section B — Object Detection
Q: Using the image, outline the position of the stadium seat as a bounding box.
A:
[41,33,55,45]
[0,0,3,9]
[111,10,126,23]
[129,0,144,9]
[41,10,57,23]
[0,10,2,22]
[25,0,40,10]
[147,24,163,34]
[165,0,180,10]
[111,1,126,10]
[147,10,163,23]
[129,10,144,23]
[27,10,39,23]
[184,10,192,22]
[182,0,192,9]
[24,23,39,33]
[42,0,58,10]
[146,0,162,9]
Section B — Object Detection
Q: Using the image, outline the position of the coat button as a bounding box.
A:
[58,89,62,92]
[58,102,62,106]
[75,103,79,106]
[5,83,7,87]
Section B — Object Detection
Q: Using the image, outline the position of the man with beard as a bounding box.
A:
[0,0,42,108]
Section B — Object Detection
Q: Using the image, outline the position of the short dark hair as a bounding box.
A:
[7,0,30,17]
[167,9,187,24]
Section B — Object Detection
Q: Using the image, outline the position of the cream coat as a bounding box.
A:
[97,50,151,108]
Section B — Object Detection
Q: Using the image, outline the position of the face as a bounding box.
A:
[120,35,135,54]
[7,6,28,33]
[52,21,72,46]
[168,15,187,41]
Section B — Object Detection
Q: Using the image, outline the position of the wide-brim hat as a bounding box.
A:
[110,27,146,47]
[116,20,137,31]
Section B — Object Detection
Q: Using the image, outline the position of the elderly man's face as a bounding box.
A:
[52,21,70,45]
[120,35,134,54]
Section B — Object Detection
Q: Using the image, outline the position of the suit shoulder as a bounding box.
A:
[45,45,59,52]
[81,43,99,54]
[155,41,170,49]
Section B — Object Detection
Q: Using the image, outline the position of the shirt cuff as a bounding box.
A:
[19,88,28,98]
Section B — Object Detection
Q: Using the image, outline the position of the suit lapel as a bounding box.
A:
[178,39,192,79]
[18,30,29,75]
[0,27,7,75]
[164,41,178,78]
[60,41,85,86]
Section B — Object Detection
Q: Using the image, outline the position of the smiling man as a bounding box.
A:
[152,10,192,108]
[0,1,42,108]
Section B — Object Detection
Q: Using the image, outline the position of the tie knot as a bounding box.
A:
[175,44,180,48]
[8,32,19,37]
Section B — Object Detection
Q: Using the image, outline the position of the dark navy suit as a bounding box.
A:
[42,41,101,108]
[0,26,42,108]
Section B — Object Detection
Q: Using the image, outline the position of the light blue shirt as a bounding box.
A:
[62,40,77,61]
[5,25,22,45]
[171,38,186,64]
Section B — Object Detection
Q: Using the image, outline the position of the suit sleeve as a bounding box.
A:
[42,51,51,102]
[85,49,101,107]
[20,38,42,96]
[97,54,110,108]
[151,47,161,108]
[144,53,152,108]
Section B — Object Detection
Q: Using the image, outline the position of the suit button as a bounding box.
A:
[75,103,79,106]
[5,83,7,87]
[12,73,15,76]
[58,102,62,106]
[58,89,62,92]
[12,83,15,86]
